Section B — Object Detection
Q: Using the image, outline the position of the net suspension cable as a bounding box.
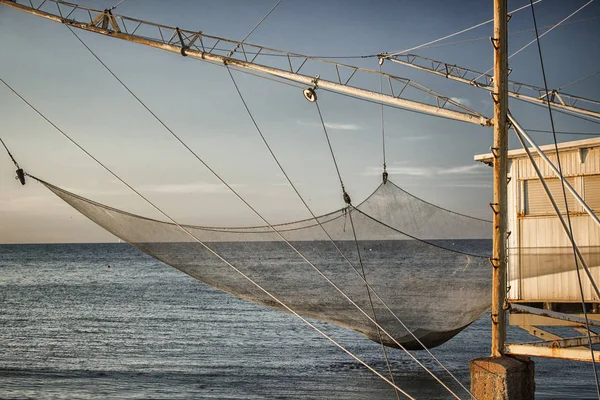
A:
[0,137,26,186]
[182,4,466,395]
[528,1,600,393]
[0,75,421,400]
[65,25,483,399]
[225,0,282,59]
[383,0,543,57]
[388,15,600,54]
[379,62,388,183]
[470,0,595,84]
[225,62,473,399]
[556,68,600,91]
[225,65,402,399]
[313,95,474,399]
[224,70,485,399]
[110,0,127,11]
[1,2,492,396]
[313,92,404,399]
[60,22,470,399]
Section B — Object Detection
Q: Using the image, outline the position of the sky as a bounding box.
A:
[1,0,599,243]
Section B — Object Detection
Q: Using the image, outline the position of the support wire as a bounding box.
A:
[0,137,20,169]
[0,75,417,400]
[61,25,468,399]
[226,66,475,399]
[528,0,600,395]
[384,0,543,56]
[473,0,594,82]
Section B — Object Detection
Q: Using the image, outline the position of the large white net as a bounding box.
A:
[43,179,492,349]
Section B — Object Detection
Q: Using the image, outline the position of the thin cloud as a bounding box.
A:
[439,164,489,175]
[363,163,490,177]
[451,97,473,108]
[296,120,362,131]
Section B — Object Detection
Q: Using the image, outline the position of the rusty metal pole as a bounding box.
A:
[491,0,509,358]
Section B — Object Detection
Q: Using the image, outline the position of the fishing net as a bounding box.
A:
[42,178,491,349]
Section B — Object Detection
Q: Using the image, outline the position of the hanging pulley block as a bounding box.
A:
[303,87,317,102]
[16,168,25,185]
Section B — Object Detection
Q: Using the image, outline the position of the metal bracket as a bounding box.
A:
[176,27,188,56]
[303,74,320,102]
[89,9,120,33]
[490,146,499,158]
[490,36,500,50]
[490,91,500,104]
[489,257,500,269]
[489,202,499,214]
[343,191,352,205]
[490,312,499,324]
[15,168,25,185]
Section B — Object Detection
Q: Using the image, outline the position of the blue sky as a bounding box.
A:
[1,0,599,243]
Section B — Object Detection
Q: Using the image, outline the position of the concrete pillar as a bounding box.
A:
[470,356,535,399]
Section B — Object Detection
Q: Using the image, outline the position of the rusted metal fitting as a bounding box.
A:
[488,257,500,269]
[490,36,500,50]
[490,146,499,158]
[490,313,499,324]
[343,191,352,205]
[489,202,499,215]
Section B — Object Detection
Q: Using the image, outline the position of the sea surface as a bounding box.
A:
[0,243,598,399]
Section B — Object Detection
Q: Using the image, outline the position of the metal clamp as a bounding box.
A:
[490,36,500,50]
[489,257,500,269]
[490,313,499,324]
[343,191,352,205]
[302,74,320,102]
[490,146,499,158]
[489,202,499,215]
[176,27,188,56]
[490,91,500,104]
[16,169,25,185]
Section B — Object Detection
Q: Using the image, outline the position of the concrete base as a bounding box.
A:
[470,356,535,399]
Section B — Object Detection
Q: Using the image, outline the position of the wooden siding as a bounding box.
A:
[505,140,600,302]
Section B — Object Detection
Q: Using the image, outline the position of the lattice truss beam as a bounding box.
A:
[0,0,491,126]
[385,54,600,120]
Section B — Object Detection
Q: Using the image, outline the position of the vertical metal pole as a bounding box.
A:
[491,0,509,358]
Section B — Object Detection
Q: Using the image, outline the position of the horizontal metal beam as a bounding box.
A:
[522,325,562,341]
[385,54,600,121]
[511,304,600,328]
[505,344,600,362]
[0,0,492,127]
[510,313,600,327]
[516,335,600,349]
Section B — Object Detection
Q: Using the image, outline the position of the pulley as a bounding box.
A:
[16,168,25,185]
[303,87,317,102]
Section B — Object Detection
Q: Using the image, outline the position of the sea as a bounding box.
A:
[0,243,598,399]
